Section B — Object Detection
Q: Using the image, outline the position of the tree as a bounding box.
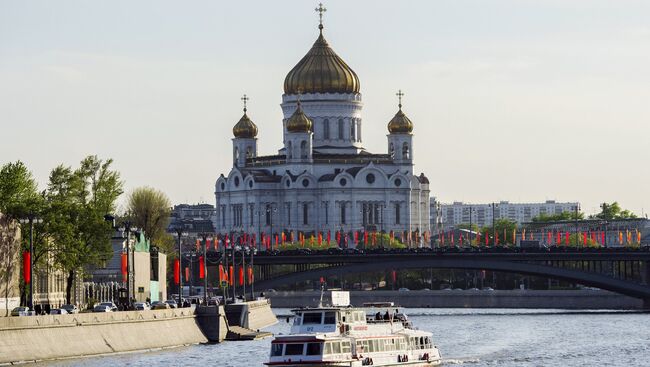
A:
[125,187,173,254]
[0,161,46,306]
[593,202,637,220]
[0,214,21,316]
[482,219,518,245]
[531,211,584,222]
[0,161,42,219]
[44,156,123,303]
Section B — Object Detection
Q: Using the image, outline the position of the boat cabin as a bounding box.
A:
[290,308,367,334]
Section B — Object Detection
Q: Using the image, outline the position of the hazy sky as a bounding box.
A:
[1,0,649,216]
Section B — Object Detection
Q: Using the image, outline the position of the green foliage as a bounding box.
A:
[125,186,172,253]
[0,161,43,219]
[42,156,123,303]
[532,211,584,222]
[593,202,637,220]
[482,219,518,245]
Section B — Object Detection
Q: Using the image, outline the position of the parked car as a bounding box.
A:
[61,304,79,314]
[398,288,410,292]
[93,305,113,313]
[151,302,170,310]
[164,300,178,308]
[99,302,118,312]
[11,306,30,316]
[49,308,68,315]
[482,287,495,291]
[134,302,150,311]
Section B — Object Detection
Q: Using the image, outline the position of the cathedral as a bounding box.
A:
[214,7,430,247]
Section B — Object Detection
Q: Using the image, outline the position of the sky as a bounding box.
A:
[1,0,649,216]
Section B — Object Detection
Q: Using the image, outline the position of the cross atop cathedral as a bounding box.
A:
[396,90,404,109]
[315,3,327,31]
[241,94,249,112]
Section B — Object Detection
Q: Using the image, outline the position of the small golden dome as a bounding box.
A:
[388,107,413,134]
[284,31,360,95]
[286,102,313,133]
[232,111,258,138]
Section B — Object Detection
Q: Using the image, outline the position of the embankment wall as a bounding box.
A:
[267,290,644,309]
[0,308,211,365]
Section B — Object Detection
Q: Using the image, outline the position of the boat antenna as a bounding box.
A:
[318,278,325,308]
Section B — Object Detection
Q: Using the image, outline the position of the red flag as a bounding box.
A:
[601,231,605,245]
[121,253,127,282]
[318,232,322,246]
[173,259,180,285]
[485,232,489,246]
[327,231,331,244]
[391,270,397,283]
[565,232,570,246]
[23,251,31,284]
[218,264,225,282]
[320,276,325,284]
[229,266,234,286]
[247,266,253,285]
[199,256,205,279]
[185,267,190,282]
[239,267,244,286]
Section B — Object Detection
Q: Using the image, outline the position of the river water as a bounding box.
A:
[38,308,649,367]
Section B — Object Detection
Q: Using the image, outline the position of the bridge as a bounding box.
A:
[235,250,650,305]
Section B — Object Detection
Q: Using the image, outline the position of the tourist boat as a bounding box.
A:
[265,292,441,366]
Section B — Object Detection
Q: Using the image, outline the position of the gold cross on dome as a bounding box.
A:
[396,90,404,108]
[241,94,249,112]
[315,3,327,29]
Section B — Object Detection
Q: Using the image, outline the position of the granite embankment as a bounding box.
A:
[267,290,645,309]
[0,300,276,365]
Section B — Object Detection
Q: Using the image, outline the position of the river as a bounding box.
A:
[37,308,649,367]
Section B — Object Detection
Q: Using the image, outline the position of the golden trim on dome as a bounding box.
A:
[233,95,258,138]
[286,101,313,133]
[283,19,360,95]
[388,90,413,134]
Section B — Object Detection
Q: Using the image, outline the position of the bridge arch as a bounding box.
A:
[255,259,650,300]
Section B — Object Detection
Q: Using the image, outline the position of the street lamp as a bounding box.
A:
[198,232,214,305]
[170,226,188,307]
[18,214,42,312]
[249,247,257,299]
[491,203,499,246]
[104,215,139,309]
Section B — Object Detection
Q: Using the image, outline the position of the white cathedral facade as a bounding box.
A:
[214,16,430,247]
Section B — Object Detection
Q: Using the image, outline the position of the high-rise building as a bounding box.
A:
[432,200,580,229]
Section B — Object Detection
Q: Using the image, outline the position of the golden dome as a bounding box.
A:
[232,111,258,138]
[286,102,313,133]
[388,107,413,134]
[284,30,360,95]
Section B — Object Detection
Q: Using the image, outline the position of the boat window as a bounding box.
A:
[324,312,336,324]
[303,312,322,324]
[271,344,283,356]
[341,341,351,353]
[294,314,302,325]
[324,342,332,354]
[331,342,341,354]
[285,343,304,355]
[306,343,322,355]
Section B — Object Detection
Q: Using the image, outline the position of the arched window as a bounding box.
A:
[389,143,395,158]
[395,204,401,224]
[402,142,410,160]
[303,203,309,225]
[234,147,239,163]
[287,141,293,159]
[246,147,252,158]
[357,120,362,142]
[323,119,330,140]
[300,140,308,158]
[338,119,344,139]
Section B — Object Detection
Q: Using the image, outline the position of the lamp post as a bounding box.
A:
[104,215,138,309]
[468,206,473,247]
[249,247,257,300]
[19,215,42,311]
[171,226,188,307]
[491,203,498,246]
[199,233,213,305]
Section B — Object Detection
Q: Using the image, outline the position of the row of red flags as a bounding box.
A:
[173,258,253,287]
[438,229,643,246]
[191,230,432,250]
